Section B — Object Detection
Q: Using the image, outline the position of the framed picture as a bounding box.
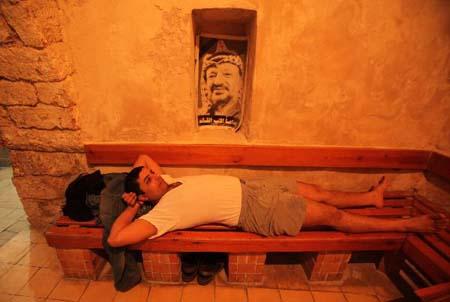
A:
[196,34,248,130]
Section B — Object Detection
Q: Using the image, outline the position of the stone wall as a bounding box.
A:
[0,0,87,227]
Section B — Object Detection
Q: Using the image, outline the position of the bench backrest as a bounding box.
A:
[85,144,430,169]
[85,144,450,183]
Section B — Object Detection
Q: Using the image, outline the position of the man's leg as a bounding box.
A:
[303,200,448,233]
[297,177,387,209]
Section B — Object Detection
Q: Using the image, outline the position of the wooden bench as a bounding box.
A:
[45,144,449,298]
[381,195,450,302]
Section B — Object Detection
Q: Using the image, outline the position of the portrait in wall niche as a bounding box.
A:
[197,38,247,130]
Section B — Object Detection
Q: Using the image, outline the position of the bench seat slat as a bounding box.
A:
[420,234,450,262]
[414,201,434,215]
[383,191,415,199]
[414,196,449,218]
[383,199,414,208]
[436,231,450,245]
[55,217,99,227]
[345,207,412,217]
[414,282,450,302]
[413,196,450,232]
[45,226,406,252]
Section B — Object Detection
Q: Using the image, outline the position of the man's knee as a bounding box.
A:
[328,209,344,227]
[298,183,330,202]
[304,201,341,226]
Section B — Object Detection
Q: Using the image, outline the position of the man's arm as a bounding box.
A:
[107,203,157,247]
[133,154,163,174]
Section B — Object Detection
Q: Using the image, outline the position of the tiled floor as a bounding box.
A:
[0,167,404,302]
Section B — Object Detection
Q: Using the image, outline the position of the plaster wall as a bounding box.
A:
[59,0,450,152]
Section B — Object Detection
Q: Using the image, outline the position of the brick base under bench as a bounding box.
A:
[228,253,266,284]
[302,251,351,282]
[142,252,181,283]
[50,249,360,284]
[55,248,106,279]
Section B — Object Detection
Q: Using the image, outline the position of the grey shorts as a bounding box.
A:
[238,178,307,237]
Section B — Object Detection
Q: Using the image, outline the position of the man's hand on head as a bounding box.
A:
[122,192,144,207]
[109,192,157,247]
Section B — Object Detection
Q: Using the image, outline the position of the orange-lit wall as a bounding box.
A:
[60,0,449,152]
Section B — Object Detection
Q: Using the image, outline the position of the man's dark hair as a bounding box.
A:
[125,166,145,195]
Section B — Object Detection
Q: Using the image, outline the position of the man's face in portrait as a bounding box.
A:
[205,62,242,105]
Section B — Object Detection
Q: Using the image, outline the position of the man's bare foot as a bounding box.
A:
[369,176,388,208]
[406,214,448,233]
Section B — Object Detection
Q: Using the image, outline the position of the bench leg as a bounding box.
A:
[228,253,266,285]
[302,252,351,282]
[55,248,106,279]
[142,252,181,283]
[379,252,419,300]
[378,252,400,275]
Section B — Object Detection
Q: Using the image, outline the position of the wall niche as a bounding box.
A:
[192,8,256,132]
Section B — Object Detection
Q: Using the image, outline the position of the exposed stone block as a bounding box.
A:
[9,150,87,176]
[40,199,64,221]
[26,198,61,227]
[20,197,62,228]
[0,15,15,44]
[26,214,53,229]
[0,0,63,48]
[1,127,83,152]
[20,198,41,217]
[35,77,77,107]
[0,106,10,127]
[7,103,79,130]
[0,81,37,106]
[0,43,72,81]
[12,175,72,200]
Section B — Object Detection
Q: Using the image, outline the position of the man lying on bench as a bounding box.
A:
[107,154,448,247]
